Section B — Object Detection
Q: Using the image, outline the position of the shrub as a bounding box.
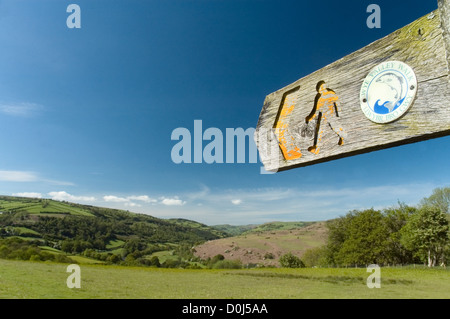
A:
[149,256,160,267]
[161,258,189,268]
[211,259,242,269]
[206,254,225,268]
[108,254,121,264]
[211,254,225,263]
[264,252,275,260]
[279,252,305,268]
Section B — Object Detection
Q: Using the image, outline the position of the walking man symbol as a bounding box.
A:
[304,81,347,154]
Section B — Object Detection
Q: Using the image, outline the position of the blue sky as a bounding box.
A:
[0,0,447,225]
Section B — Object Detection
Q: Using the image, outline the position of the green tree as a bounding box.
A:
[124,254,137,266]
[323,216,350,266]
[108,254,121,264]
[401,206,449,267]
[279,252,305,268]
[334,209,389,266]
[124,238,146,253]
[420,187,450,214]
[149,256,160,267]
[383,203,417,264]
[302,246,327,267]
[61,240,74,253]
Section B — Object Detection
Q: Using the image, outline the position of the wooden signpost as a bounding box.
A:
[255,0,450,172]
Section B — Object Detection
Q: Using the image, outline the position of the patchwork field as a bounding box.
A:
[0,259,448,299]
[0,198,93,216]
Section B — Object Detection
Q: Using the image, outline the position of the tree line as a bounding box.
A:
[302,187,449,268]
[0,237,74,263]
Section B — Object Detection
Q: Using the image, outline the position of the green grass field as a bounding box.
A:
[148,250,179,263]
[105,239,125,250]
[67,255,105,265]
[9,227,41,236]
[0,198,93,216]
[0,259,448,299]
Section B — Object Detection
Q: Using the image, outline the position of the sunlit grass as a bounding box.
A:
[0,259,448,299]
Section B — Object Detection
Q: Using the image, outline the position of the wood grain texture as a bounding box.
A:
[438,0,450,72]
[255,6,450,172]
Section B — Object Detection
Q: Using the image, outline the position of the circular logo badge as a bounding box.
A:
[360,61,417,123]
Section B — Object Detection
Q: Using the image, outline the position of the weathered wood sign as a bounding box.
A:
[255,0,450,172]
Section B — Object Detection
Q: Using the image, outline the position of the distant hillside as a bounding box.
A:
[0,195,227,267]
[0,196,330,268]
[0,196,93,216]
[211,224,258,236]
[211,221,315,237]
[242,221,315,234]
[168,218,228,238]
[0,196,226,244]
[194,222,328,267]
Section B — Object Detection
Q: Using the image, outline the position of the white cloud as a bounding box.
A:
[231,199,242,205]
[103,195,158,206]
[103,195,129,203]
[127,195,157,203]
[0,171,38,182]
[0,102,42,117]
[0,170,73,186]
[12,192,42,198]
[161,182,442,225]
[104,194,185,206]
[48,191,95,202]
[161,197,186,206]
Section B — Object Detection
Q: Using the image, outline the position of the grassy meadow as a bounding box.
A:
[0,259,449,299]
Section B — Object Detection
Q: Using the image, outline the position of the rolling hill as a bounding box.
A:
[0,195,227,242]
[0,196,93,216]
[241,221,316,234]
[210,224,258,236]
[0,195,228,266]
[0,195,328,268]
[168,218,228,239]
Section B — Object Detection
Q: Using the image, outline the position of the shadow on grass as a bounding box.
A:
[225,271,413,285]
